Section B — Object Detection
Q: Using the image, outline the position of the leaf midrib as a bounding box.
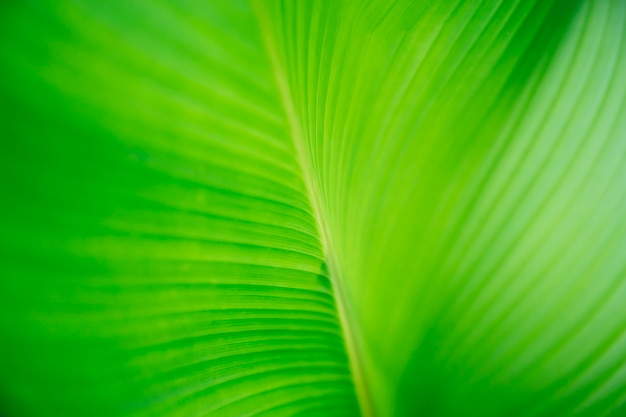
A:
[251,5,373,417]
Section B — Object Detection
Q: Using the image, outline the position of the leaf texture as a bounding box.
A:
[257,0,626,415]
[1,1,626,417]
[0,2,359,416]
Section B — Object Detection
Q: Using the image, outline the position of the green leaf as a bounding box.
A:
[1,1,625,417]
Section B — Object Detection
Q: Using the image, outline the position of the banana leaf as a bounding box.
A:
[1,1,625,416]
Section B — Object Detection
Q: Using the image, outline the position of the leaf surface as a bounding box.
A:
[1,1,625,417]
